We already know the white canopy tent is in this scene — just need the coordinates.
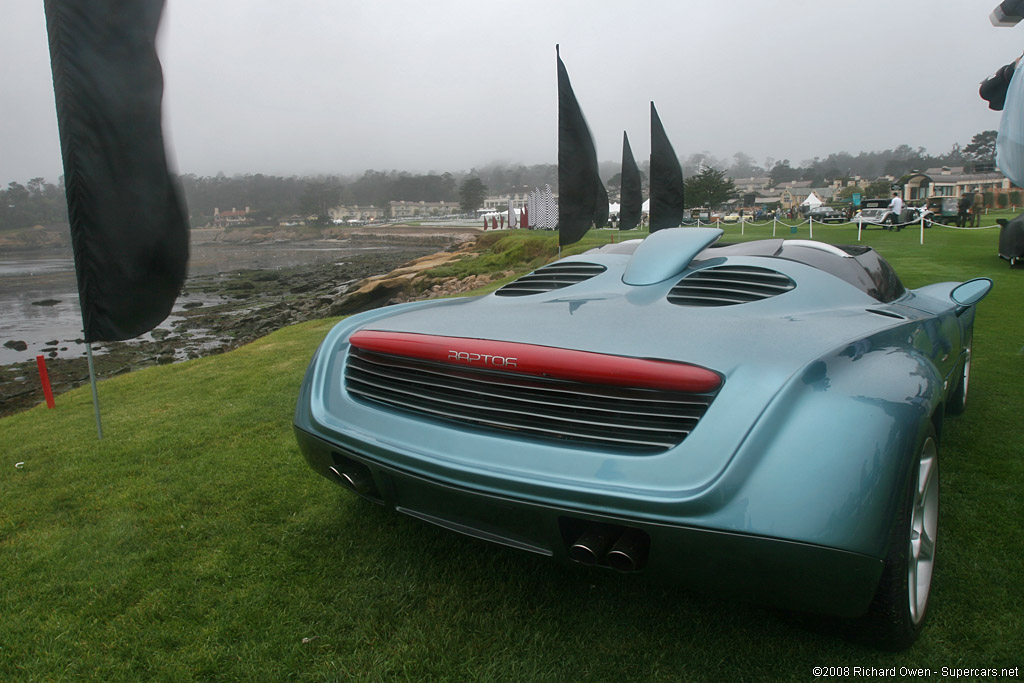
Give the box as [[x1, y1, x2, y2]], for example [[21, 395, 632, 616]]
[[801, 192, 824, 208]]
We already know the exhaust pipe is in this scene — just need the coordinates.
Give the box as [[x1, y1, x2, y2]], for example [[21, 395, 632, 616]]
[[568, 526, 618, 565], [328, 462, 379, 499], [605, 528, 650, 572]]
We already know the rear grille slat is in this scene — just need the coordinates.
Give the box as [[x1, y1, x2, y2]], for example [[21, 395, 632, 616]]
[[349, 352, 709, 415], [345, 347, 716, 452], [669, 266, 794, 306], [347, 367, 701, 432], [347, 376, 691, 448], [496, 262, 606, 296], [349, 383, 681, 448]]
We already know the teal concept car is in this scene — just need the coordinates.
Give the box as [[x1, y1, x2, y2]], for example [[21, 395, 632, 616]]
[[294, 228, 992, 650]]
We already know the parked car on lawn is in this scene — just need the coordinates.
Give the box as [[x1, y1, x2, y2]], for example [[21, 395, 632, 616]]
[[854, 198, 933, 230], [925, 196, 959, 225], [689, 207, 711, 222], [295, 227, 992, 650], [806, 206, 846, 223]]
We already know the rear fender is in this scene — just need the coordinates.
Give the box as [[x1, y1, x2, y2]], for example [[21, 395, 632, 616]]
[[702, 335, 942, 558]]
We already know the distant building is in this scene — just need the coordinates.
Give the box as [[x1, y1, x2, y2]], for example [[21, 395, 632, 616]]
[[483, 190, 531, 211], [773, 180, 813, 191], [902, 166, 1017, 201], [830, 176, 868, 192], [212, 206, 251, 227], [752, 191, 784, 209], [388, 200, 458, 219], [733, 177, 772, 194], [328, 205, 384, 223], [751, 185, 834, 210]]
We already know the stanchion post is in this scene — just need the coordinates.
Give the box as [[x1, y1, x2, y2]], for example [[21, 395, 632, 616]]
[[920, 216, 925, 245]]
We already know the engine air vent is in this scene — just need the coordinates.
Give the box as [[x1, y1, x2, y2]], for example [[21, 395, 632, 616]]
[[668, 266, 795, 307], [495, 261, 606, 297]]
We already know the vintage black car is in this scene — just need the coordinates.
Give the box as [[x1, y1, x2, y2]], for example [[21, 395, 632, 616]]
[[806, 205, 846, 223], [925, 197, 959, 225]]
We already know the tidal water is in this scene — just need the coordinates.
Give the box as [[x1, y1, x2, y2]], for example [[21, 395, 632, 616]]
[[0, 242, 391, 365]]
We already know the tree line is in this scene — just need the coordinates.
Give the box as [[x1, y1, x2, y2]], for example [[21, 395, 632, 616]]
[[1, 132, 997, 231]]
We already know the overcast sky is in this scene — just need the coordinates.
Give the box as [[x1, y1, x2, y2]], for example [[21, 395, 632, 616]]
[[2, 0, 1023, 186]]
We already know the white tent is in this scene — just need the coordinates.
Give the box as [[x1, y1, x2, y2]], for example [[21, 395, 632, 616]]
[[801, 192, 824, 208]]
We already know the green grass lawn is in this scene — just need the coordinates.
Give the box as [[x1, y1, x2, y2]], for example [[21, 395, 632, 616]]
[[1, 225, 1022, 680]]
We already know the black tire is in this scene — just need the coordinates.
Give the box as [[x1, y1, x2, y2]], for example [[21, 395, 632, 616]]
[[946, 333, 972, 415], [860, 423, 938, 651]]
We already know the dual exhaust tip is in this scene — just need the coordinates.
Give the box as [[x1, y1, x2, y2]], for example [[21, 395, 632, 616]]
[[568, 525, 650, 572], [328, 455, 383, 503], [328, 458, 651, 571]]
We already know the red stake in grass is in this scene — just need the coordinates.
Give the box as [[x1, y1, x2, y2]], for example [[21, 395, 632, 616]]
[[36, 354, 56, 409]]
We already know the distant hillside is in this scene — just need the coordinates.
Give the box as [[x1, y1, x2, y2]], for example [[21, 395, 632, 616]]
[[0, 224, 72, 252]]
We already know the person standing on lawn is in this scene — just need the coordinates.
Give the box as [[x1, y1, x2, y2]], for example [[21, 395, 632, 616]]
[[888, 192, 903, 231], [957, 194, 972, 227], [972, 187, 985, 227]]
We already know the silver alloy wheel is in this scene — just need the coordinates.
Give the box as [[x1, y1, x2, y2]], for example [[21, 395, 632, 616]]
[[908, 435, 938, 625]]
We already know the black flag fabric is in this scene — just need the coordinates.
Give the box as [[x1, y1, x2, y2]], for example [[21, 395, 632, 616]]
[[649, 102, 685, 232], [619, 131, 642, 231], [593, 179, 609, 230], [45, 0, 189, 343], [556, 46, 603, 247]]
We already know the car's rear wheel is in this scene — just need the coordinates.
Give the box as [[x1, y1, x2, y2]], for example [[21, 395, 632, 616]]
[[860, 423, 938, 650], [947, 334, 972, 415]]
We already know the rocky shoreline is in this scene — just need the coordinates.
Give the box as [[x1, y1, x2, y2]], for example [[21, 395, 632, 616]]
[[1, 228, 492, 418]]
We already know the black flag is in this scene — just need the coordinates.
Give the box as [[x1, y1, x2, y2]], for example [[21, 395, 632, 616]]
[[557, 46, 602, 247], [45, 0, 189, 343], [593, 179, 609, 229], [649, 102, 685, 232], [619, 131, 642, 231]]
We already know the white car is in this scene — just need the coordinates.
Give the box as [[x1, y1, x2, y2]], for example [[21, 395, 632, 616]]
[[854, 199, 933, 231]]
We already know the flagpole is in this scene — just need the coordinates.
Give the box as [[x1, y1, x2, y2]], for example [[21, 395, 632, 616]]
[[85, 341, 103, 439], [45, 0, 189, 442]]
